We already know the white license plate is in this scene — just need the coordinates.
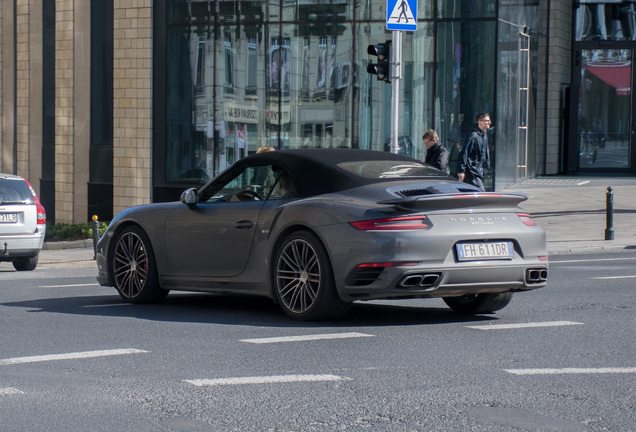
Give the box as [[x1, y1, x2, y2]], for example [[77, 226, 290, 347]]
[[0, 213, 18, 223], [456, 241, 514, 261]]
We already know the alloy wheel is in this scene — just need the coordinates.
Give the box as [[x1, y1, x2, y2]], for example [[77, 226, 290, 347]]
[[113, 231, 148, 299], [276, 238, 321, 314]]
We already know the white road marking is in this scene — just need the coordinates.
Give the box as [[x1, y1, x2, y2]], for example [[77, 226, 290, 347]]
[[506, 367, 636, 376], [550, 257, 636, 264], [240, 332, 374, 344], [0, 348, 149, 366], [185, 374, 351, 387], [0, 387, 24, 395], [39, 283, 100, 288], [466, 321, 583, 331], [591, 275, 636, 280]]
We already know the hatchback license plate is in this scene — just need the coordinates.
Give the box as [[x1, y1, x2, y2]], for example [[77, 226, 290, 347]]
[[0, 213, 18, 223], [456, 241, 514, 261]]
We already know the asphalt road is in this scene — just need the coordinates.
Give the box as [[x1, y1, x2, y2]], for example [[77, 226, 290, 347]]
[[1, 252, 635, 432]]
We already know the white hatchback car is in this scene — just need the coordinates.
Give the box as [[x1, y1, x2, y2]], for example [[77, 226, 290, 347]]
[[0, 173, 46, 271]]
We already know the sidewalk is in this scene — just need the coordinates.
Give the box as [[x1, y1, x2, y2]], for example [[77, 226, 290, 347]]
[[505, 177, 636, 255], [39, 241, 96, 267], [35, 176, 636, 267]]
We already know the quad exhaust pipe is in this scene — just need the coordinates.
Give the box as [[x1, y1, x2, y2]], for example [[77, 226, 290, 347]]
[[526, 268, 548, 283], [399, 273, 441, 288]]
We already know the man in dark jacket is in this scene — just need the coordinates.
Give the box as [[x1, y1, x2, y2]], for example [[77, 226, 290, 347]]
[[457, 112, 491, 191], [422, 129, 449, 172]]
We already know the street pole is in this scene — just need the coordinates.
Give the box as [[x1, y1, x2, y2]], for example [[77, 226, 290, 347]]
[[390, 30, 402, 154]]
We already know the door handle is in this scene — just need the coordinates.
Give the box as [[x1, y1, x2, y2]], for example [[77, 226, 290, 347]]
[[234, 220, 254, 229]]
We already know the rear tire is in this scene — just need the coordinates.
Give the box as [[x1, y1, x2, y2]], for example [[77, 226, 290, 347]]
[[112, 226, 168, 304], [12, 256, 38, 271], [273, 230, 350, 321], [443, 292, 513, 314]]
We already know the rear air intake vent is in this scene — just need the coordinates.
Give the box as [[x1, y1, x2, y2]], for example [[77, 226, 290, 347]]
[[346, 267, 385, 286], [397, 188, 433, 197], [457, 186, 480, 193], [394, 183, 481, 198]]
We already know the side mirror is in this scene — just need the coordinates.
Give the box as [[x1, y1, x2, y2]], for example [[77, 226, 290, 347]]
[[180, 188, 198, 208]]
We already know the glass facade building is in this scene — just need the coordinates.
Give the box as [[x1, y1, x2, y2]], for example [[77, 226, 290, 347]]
[[152, 0, 540, 201], [6, 1, 632, 225]]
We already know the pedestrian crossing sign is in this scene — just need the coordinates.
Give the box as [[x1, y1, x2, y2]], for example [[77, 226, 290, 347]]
[[386, 0, 417, 31]]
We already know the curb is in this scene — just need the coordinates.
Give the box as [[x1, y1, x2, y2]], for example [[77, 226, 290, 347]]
[[42, 239, 94, 250]]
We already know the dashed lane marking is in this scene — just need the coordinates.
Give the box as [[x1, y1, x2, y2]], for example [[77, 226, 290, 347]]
[[591, 275, 636, 280], [39, 283, 100, 288], [0, 348, 150, 366], [550, 257, 636, 264], [506, 367, 636, 376], [466, 321, 584, 331], [185, 374, 351, 387], [0, 387, 24, 396], [240, 332, 375, 344]]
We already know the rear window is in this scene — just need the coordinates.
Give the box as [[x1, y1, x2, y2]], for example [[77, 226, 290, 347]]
[[0, 178, 34, 204], [337, 161, 447, 179]]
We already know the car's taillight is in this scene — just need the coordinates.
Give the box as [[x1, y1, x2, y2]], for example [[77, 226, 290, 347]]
[[25, 179, 47, 224], [517, 212, 536, 226], [36, 203, 47, 224], [357, 261, 420, 268], [350, 216, 431, 230]]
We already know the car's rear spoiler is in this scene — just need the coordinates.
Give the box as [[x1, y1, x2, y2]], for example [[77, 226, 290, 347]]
[[378, 192, 528, 211]]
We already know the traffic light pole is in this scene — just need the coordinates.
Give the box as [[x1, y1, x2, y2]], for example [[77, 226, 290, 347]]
[[390, 31, 402, 154]]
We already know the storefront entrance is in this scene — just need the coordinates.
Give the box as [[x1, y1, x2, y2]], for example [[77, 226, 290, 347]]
[[572, 47, 636, 173]]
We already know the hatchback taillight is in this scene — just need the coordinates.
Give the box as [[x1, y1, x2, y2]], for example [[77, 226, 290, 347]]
[[25, 180, 46, 224], [36, 203, 47, 225]]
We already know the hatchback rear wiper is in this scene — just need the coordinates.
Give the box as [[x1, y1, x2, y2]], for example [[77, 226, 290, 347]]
[[0, 200, 29, 205]]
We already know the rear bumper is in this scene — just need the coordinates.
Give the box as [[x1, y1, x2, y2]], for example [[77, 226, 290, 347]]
[[0, 233, 45, 260], [340, 261, 548, 301]]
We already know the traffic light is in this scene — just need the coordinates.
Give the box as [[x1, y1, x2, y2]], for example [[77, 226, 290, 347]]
[[367, 41, 391, 83]]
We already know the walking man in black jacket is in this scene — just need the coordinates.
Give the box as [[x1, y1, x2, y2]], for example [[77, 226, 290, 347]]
[[457, 112, 491, 191], [422, 129, 449, 172]]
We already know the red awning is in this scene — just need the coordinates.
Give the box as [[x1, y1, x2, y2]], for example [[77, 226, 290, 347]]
[[586, 62, 631, 95]]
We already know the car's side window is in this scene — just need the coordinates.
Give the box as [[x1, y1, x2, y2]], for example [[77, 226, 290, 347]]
[[199, 164, 280, 203], [268, 172, 298, 200]]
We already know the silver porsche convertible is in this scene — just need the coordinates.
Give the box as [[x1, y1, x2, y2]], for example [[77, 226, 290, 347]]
[[96, 148, 548, 320]]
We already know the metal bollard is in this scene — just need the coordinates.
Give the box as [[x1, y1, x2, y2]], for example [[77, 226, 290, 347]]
[[92, 215, 100, 260], [605, 187, 614, 240]]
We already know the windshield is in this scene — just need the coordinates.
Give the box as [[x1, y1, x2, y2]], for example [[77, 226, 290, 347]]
[[337, 161, 447, 179]]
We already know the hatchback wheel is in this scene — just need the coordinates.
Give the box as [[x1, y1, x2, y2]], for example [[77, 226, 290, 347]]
[[443, 292, 513, 314], [112, 226, 167, 303], [12, 256, 38, 271], [274, 231, 349, 320]]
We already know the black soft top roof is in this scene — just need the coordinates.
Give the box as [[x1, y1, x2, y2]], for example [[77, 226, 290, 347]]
[[241, 148, 428, 197]]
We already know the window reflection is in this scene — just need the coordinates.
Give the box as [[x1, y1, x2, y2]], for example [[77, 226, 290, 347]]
[[164, 0, 356, 184], [576, 2, 636, 41], [578, 49, 631, 169]]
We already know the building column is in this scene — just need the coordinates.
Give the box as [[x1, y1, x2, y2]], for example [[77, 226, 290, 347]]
[[113, 0, 153, 213], [1, 0, 14, 173], [537, 0, 572, 175], [55, 0, 90, 223]]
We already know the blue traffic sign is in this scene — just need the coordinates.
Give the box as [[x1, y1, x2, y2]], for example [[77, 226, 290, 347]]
[[386, 0, 417, 31]]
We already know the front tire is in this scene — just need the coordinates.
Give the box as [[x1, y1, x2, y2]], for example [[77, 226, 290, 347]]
[[443, 292, 513, 314], [274, 231, 350, 321], [112, 226, 168, 304], [13, 256, 38, 271]]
